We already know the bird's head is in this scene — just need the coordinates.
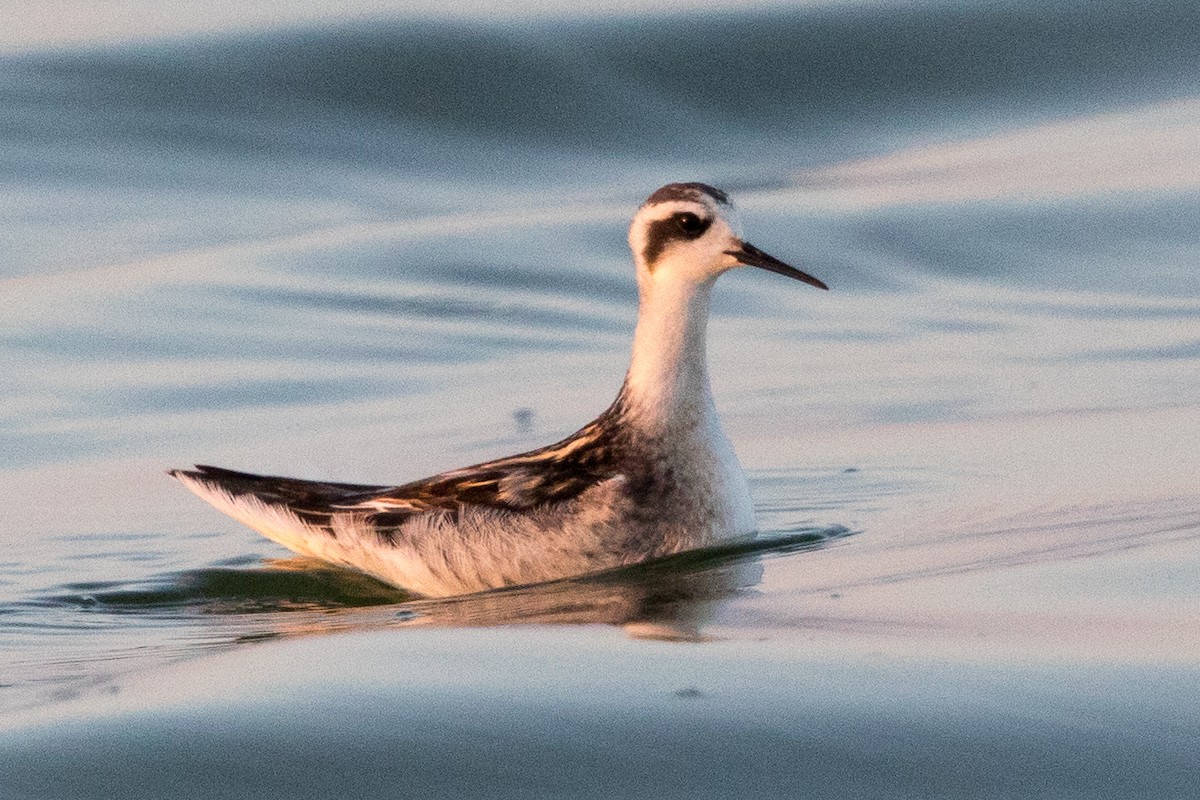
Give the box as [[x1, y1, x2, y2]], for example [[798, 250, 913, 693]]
[[628, 183, 828, 293]]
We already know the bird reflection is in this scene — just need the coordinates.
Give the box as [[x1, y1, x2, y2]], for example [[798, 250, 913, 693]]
[[396, 544, 765, 641], [253, 529, 842, 642], [44, 529, 846, 650], [21, 530, 846, 710]]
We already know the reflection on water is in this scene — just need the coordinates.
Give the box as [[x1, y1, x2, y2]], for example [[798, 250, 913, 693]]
[[0, 529, 844, 712], [394, 532, 842, 640], [48, 530, 842, 632]]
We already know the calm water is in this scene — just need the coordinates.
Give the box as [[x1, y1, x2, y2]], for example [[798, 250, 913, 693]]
[[2, 1, 1200, 797]]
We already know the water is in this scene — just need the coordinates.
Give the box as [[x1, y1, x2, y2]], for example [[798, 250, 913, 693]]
[[2, 1, 1199, 796]]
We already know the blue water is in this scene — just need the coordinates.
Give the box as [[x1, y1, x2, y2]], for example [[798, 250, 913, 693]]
[[2, 1, 1200, 797]]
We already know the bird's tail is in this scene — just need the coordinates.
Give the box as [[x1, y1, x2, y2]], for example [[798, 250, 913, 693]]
[[168, 464, 386, 559]]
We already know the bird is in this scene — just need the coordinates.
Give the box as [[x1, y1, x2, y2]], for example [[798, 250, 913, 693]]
[[170, 183, 828, 598]]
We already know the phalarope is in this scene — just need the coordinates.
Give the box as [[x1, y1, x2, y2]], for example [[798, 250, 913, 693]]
[[170, 183, 827, 597]]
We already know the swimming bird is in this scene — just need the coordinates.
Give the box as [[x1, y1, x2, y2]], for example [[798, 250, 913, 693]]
[[170, 183, 827, 597]]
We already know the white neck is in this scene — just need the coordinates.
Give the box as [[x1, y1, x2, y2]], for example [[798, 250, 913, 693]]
[[622, 274, 718, 434]]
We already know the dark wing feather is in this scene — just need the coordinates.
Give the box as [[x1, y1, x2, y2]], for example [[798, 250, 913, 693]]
[[168, 464, 388, 510], [345, 409, 632, 515], [173, 391, 634, 524], [356, 460, 614, 514]]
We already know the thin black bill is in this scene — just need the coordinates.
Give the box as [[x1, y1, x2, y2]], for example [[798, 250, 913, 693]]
[[727, 242, 828, 290]]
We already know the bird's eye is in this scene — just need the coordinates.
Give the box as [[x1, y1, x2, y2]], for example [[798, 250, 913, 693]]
[[673, 212, 707, 236]]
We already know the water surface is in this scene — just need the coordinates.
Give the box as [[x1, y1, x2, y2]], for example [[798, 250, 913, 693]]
[[2, 1, 1199, 797]]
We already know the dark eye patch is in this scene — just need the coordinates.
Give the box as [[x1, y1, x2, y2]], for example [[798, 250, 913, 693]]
[[641, 212, 713, 268]]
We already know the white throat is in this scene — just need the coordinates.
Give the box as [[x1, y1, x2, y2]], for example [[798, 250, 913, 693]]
[[623, 272, 718, 433], [619, 261, 756, 538]]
